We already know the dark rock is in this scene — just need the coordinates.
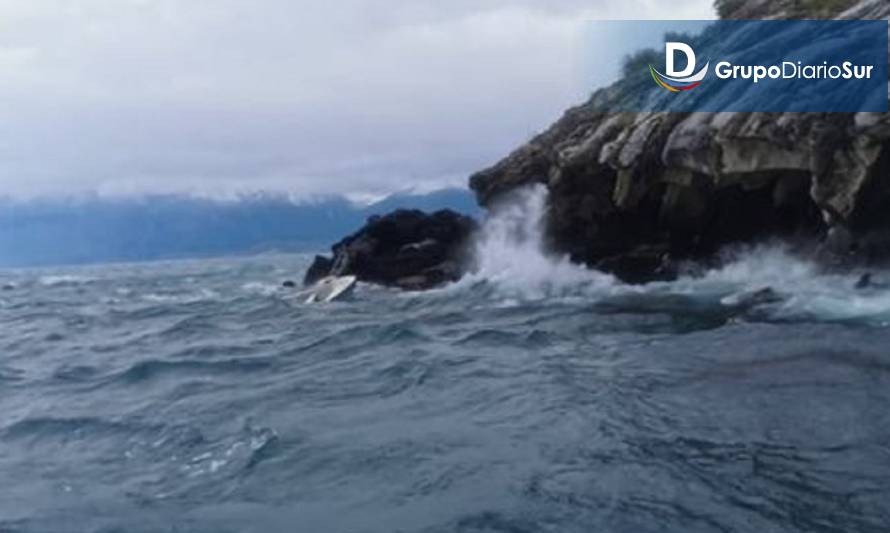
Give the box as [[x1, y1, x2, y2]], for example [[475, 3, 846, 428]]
[[1, 284, 14, 291], [282, 280, 297, 289], [302, 255, 334, 287], [854, 272, 889, 290], [824, 226, 856, 255], [855, 273, 873, 290], [468, 0, 890, 283], [595, 246, 677, 284], [306, 209, 477, 291]]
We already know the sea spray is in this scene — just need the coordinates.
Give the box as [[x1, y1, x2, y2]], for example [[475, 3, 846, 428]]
[[665, 244, 890, 325], [461, 188, 890, 324], [442, 184, 890, 324], [459, 185, 616, 300]]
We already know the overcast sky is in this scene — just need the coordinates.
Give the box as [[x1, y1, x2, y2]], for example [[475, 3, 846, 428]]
[[0, 0, 714, 201]]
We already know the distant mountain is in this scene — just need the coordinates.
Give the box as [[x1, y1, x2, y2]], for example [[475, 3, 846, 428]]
[[364, 188, 481, 217], [0, 189, 482, 268]]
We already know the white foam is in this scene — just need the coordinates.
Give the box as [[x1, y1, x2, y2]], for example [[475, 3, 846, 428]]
[[38, 275, 95, 287], [446, 185, 890, 325], [142, 289, 219, 304], [241, 282, 279, 296], [664, 244, 890, 325], [457, 185, 617, 300]]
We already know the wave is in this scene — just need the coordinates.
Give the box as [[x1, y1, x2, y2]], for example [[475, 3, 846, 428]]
[[455, 185, 617, 301], [38, 274, 96, 287], [446, 186, 890, 327], [2, 416, 138, 441], [0, 366, 26, 383], [664, 245, 890, 326], [241, 281, 281, 296], [116, 358, 274, 384], [584, 246, 890, 327], [142, 289, 220, 304], [167, 424, 280, 488]]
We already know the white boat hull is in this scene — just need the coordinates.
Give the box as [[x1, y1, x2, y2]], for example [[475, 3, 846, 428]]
[[297, 275, 358, 304]]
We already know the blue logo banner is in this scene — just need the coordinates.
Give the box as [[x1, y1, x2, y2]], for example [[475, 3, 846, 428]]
[[584, 20, 889, 112]]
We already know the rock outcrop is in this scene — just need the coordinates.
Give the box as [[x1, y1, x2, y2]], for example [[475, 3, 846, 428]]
[[470, 0, 890, 282], [306, 209, 478, 291], [302, 255, 334, 287]]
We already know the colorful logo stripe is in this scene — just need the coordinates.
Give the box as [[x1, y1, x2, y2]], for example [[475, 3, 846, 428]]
[[649, 65, 703, 92]]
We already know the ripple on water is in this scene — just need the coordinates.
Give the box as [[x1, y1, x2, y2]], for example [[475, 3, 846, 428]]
[[115, 358, 275, 385]]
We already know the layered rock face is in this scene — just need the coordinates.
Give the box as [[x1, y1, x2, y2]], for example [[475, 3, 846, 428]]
[[305, 209, 478, 291], [715, 0, 860, 18], [470, 0, 890, 282]]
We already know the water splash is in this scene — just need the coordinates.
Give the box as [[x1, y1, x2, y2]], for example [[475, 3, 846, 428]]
[[455, 184, 890, 324], [459, 185, 616, 300], [664, 244, 890, 326]]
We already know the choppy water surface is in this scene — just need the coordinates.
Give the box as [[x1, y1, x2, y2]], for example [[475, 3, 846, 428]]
[[3, 192, 890, 532]]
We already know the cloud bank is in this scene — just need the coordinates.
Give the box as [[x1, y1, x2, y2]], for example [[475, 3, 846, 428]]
[[0, 0, 714, 200]]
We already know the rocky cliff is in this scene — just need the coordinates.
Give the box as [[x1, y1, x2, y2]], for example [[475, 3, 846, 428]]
[[304, 209, 478, 291], [470, 0, 890, 282]]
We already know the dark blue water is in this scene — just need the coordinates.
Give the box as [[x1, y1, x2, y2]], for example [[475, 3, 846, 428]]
[[2, 248, 890, 533]]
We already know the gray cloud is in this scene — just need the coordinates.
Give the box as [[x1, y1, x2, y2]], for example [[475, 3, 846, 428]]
[[0, 0, 714, 200]]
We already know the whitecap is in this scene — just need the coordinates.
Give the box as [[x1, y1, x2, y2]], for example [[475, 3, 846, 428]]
[[142, 289, 219, 304], [38, 275, 95, 287], [241, 282, 280, 296], [659, 244, 890, 326]]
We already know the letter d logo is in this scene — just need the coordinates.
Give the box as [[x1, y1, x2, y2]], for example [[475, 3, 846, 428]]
[[666, 42, 696, 77], [649, 42, 709, 93]]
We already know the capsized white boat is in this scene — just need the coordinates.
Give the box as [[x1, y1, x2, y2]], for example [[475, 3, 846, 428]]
[[294, 275, 358, 304]]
